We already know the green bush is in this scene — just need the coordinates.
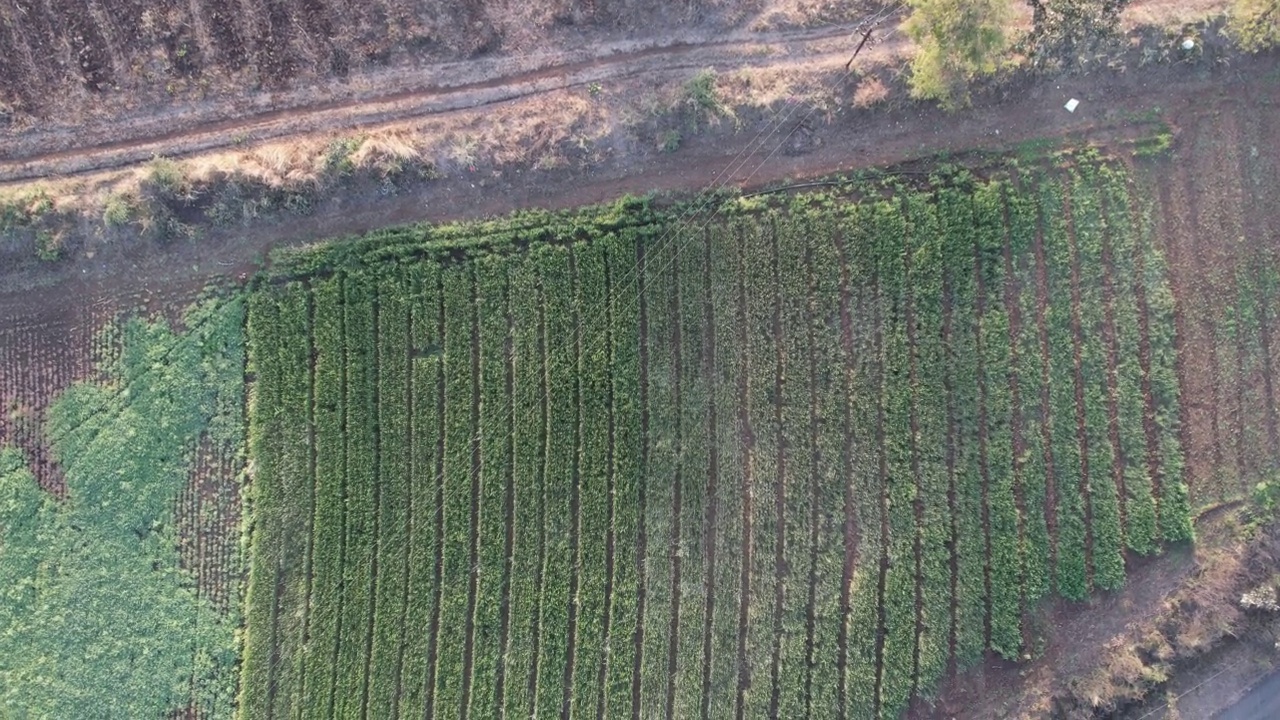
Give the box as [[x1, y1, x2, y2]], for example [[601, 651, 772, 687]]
[[146, 155, 192, 200], [1229, 0, 1280, 52], [903, 0, 1012, 109], [34, 228, 61, 261], [660, 128, 683, 152], [102, 191, 135, 227]]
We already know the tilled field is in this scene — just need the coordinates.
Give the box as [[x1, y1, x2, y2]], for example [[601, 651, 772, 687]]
[[240, 157, 1200, 720]]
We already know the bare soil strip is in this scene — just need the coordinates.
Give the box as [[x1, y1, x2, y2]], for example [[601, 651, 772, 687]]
[[1232, 304, 1251, 482], [1201, 112, 1251, 486], [1178, 163, 1229, 489], [1250, 247, 1280, 463], [1243, 114, 1280, 461]]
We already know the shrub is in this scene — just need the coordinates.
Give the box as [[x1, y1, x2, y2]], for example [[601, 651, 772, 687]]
[[903, 0, 1012, 109], [34, 228, 61, 261], [146, 156, 192, 200], [102, 192, 135, 227], [659, 129, 683, 152]]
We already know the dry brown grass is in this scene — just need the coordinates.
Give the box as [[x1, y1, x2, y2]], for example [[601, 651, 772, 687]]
[[746, 0, 864, 32], [718, 60, 841, 112], [853, 75, 889, 107], [1053, 516, 1280, 718], [350, 132, 423, 177]]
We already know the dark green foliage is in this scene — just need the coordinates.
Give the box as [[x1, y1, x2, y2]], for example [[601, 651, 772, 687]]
[[239, 161, 1192, 720]]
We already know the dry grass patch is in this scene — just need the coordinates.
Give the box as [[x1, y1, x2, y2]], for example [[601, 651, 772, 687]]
[[853, 74, 890, 107], [350, 132, 423, 177]]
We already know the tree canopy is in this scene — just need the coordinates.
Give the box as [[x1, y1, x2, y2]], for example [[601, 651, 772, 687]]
[[903, 0, 1013, 109]]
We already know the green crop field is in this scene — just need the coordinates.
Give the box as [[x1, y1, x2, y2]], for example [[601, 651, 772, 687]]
[[235, 157, 1193, 719], [0, 299, 245, 718]]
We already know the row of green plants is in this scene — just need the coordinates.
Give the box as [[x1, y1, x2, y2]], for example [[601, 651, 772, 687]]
[[240, 160, 1193, 720]]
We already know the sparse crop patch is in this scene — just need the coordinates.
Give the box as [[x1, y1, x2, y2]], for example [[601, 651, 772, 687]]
[[0, 299, 245, 718]]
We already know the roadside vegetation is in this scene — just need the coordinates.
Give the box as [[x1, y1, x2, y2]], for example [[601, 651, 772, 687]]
[[0, 2, 1271, 264]]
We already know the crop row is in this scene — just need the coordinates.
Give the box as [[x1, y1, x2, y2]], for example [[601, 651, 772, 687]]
[[240, 162, 1193, 720]]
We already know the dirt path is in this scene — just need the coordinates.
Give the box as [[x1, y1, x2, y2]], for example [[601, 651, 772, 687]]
[[0, 0, 1231, 183], [0, 24, 885, 181], [4, 55, 1278, 324]]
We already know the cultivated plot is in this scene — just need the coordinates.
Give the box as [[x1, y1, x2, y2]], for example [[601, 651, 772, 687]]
[[241, 158, 1192, 719]]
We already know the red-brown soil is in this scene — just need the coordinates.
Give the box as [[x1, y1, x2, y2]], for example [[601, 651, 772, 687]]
[[908, 61, 1280, 719]]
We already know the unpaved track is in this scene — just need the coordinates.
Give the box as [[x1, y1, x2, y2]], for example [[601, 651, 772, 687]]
[[0, 24, 883, 182], [4, 56, 1278, 325]]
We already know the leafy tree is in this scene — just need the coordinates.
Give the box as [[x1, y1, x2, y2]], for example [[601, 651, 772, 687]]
[[903, 0, 1013, 109], [1229, 0, 1280, 52]]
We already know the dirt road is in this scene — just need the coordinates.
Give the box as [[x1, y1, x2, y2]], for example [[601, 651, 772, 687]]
[[0, 22, 901, 182], [1220, 669, 1280, 720], [4, 50, 1276, 311]]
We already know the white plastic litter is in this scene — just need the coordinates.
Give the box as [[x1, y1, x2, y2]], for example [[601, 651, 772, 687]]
[[1182, 38, 1196, 50], [1065, 98, 1080, 113]]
